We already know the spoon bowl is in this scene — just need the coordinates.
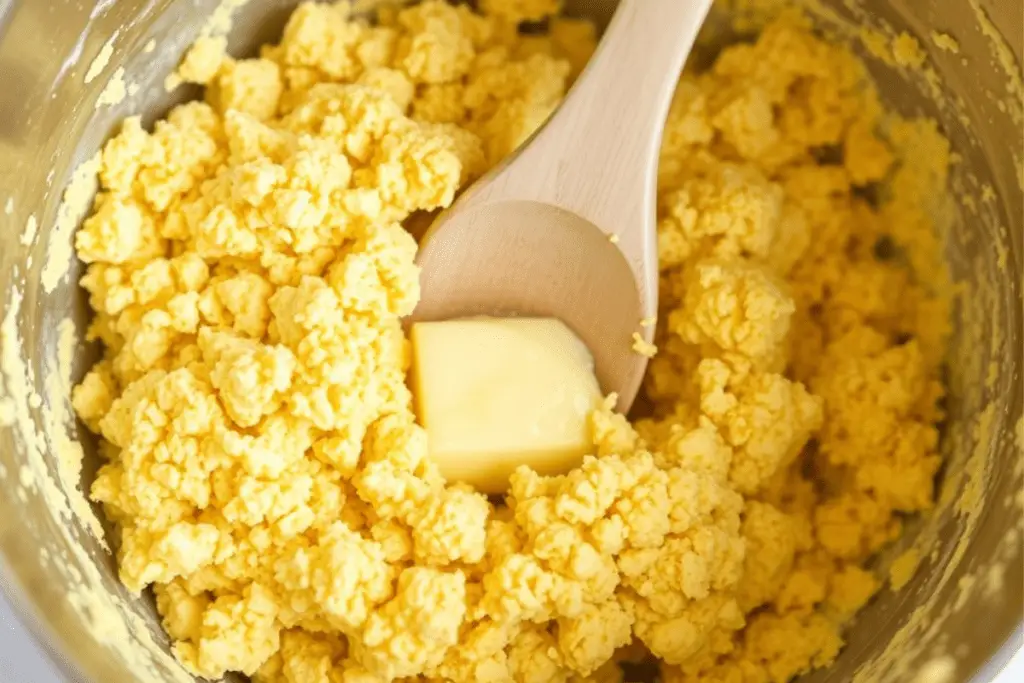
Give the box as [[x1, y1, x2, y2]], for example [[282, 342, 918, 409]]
[[415, 199, 646, 408]]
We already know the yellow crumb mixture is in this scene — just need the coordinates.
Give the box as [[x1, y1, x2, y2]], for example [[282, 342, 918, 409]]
[[71, 2, 950, 682]]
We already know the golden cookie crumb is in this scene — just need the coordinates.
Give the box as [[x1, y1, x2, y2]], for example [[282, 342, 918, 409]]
[[893, 31, 927, 68], [170, 35, 227, 88], [890, 547, 922, 590], [930, 31, 961, 54], [631, 332, 658, 358]]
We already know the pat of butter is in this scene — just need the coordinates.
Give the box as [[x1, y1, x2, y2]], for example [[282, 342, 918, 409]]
[[411, 317, 603, 494]]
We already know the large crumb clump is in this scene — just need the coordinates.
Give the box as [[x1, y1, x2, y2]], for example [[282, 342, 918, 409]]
[[72, 2, 950, 682]]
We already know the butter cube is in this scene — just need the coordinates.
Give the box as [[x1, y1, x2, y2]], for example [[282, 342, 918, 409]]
[[411, 317, 603, 494]]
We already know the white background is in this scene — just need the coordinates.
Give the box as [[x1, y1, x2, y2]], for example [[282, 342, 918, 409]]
[[1, 590, 1021, 682]]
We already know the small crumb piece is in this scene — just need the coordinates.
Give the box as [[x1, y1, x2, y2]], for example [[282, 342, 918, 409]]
[[84, 39, 115, 84], [930, 31, 960, 54], [608, 233, 620, 244], [168, 35, 228, 89], [892, 32, 926, 68], [860, 28, 894, 65], [213, 58, 283, 120], [889, 548, 921, 590], [631, 332, 657, 358], [640, 316, 656, 328], [96, 68, 128, 107], [21, 215, 37, 247]]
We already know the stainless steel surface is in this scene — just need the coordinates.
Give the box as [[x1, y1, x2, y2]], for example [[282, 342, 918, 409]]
[[0, 1, 1020, 683], [1, 593, 67, 682]]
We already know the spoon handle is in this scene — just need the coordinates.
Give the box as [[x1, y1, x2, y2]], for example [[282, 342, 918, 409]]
[[484, 0, 713, 311], [542, 0, 714, 193]]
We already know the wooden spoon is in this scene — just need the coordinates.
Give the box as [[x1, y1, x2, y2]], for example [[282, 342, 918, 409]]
[[411, 0, 713, 412]]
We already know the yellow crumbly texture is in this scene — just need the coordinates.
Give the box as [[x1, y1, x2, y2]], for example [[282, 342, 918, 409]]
[[72, 3, 950, 682]]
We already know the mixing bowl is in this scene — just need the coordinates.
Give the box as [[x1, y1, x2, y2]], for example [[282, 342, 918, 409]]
[[0, 0, 1020, 681]]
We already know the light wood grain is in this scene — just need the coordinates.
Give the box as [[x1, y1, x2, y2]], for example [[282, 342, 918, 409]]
[[412, 0, 713, 412]]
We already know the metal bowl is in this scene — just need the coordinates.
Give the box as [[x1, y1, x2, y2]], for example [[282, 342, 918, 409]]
[[0, 1, 1020, 681]]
